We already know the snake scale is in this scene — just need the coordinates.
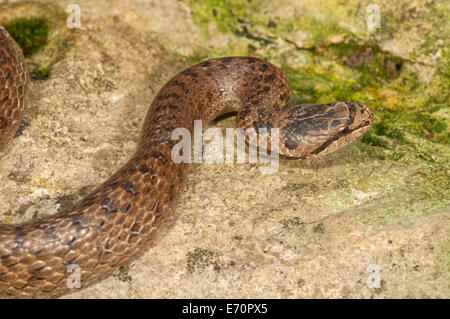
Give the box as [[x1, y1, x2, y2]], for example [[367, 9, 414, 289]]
[[0, 26, 374, 297]]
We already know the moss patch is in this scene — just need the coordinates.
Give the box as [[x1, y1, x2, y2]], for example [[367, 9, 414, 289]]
[[30, 65, 51, 80], [4, 17, 49, 57], [188, 0, 263, 38]]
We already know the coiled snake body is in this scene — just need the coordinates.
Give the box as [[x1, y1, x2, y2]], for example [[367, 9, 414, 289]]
[[0, 26, 374, 297]]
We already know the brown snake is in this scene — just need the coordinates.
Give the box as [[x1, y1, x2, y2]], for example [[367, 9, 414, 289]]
[[0, 26, 374, 298]]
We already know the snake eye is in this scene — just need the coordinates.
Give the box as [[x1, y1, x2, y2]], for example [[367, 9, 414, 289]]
[[339, 126, 349, 135]]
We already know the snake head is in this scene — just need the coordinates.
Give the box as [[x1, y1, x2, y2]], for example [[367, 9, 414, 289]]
[[279, 101, 374, 158]]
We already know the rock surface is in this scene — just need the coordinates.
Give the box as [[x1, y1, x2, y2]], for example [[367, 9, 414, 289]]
[[0, 0, 448, 298]]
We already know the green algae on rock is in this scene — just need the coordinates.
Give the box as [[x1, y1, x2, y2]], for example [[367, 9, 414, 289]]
[[3, 17, 54, 80], [4, 17, 49, 57]]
